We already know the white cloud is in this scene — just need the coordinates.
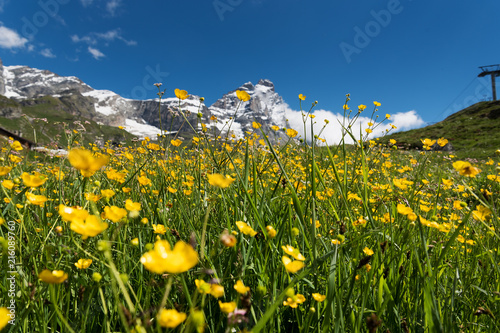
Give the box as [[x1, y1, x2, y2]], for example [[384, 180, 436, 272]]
[[106, 0, 122, 16], [80, 0, 93, 6], [40, 48, 56, 58], [72, 29, 136, 47], [0, 25, 29, 49], [0, 0, 7, 12], [88, 46, 105, 60], [284, 107, 426, 146], [390, 110, 426, 131]]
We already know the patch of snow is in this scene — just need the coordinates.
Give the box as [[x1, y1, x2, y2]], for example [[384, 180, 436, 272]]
[[124, 118, 163, 139]]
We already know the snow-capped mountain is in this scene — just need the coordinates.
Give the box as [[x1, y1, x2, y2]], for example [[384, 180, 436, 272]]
[[0, 58, 288, 140]]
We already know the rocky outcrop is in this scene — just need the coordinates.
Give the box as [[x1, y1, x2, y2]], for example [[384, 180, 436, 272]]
[[0, 58, 5, 96]]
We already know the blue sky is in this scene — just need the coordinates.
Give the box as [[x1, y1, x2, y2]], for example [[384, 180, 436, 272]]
[[1, 0, 499, 134]]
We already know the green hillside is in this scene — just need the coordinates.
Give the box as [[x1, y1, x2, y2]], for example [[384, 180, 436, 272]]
[[0, 95, 135, 148], [379, 100, 500, 159]]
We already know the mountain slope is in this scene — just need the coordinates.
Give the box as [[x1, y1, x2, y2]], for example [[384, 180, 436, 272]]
[[379, 100, 500, 159], [0, 58, 289, 142]]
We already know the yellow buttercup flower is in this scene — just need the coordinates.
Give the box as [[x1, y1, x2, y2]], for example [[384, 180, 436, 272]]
[[2, 179, 14, 190], [171, 139, 182, 147], [22, 172, 47, 188], [286, 128, 298, 138], [437, 138, 448, 147], [152, 224, 167, 235], [234, 280, 250, 294], [157, 308, 187, 328], [11, 140, 23, 151], [140, 240, 198, 274], [235, 221, 257, 237], [266, 225, 277, 238], [103, 206, 127, 222], [312, 293, 326, 302], [208, 174, 235, 188], [70, 215, 108, 239], [373, 101, 381, 107], [26, 192, 48, 207], [298, 94, 306, 101], [452, 161, 481, 177], [68, 148, 109, 177], [210, 284, 225, 298], [0, 307, 10, 330], [0, 166, 12, 176], [283, 293, 306, 308], [282, 245, 305, 261], [219, 301, 237, 314], [125, 199, 141, 211], [74, 259, 93, 269], [252, 121, 262, 129], [58, 205, 89, 223], [363, 247, 374, 256], [100, 189, 115, 198], [174, 88, 189, 100], [38, 269, 68, 284], [282, 256, 305, 273], [236, 90, 251, 102]]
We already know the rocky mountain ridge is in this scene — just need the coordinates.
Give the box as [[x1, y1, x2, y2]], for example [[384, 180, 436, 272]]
[[0, 58, 289, 141]]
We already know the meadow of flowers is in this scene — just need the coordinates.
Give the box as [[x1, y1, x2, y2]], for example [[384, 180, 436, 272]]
[[0, 90, 499, 332]]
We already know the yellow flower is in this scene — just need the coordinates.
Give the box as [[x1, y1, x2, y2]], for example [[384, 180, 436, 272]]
[[235, 221, 257, 237], [389, 139, 396, 145], [137, 175, 151, 186], [298, 94, 306, 101], [38, 269, 68, 284], [286, 128, 298, 138], [472, 205, 492, 221], [312, 293, 326, 302], [68, 148, 109, 177], [9, 155, 22, 163], [22, 172, 47, 187], [125, 199, 141, 211], [70, 215, 108, 239], [452, 161, 481, 177], [283, 293, 306, 308], [437, 138, 448, 147], [167, 186, 177, 193], [365, 128, 373, 134], [140, 240, 198, 274], [2, 179, 14, 190], [236, 90, 251, 102], [26, 192, 48, 207], [282, 245, 305, 261], [103, 206, 127, 222], [271, 125, 280, 131], [397, 204, 413, 216], [74, 259, 93, 269], [385, 114, 391, 119], [10, 140, 23, 151], [0, 166, 12, 176], [171, 139, 182, 147], [152, 224, 167, 235], [420, 138, 436, 150], [252, 121, 262, 129], [100, 189, 115, 198], [219, 301, 237, 314], [234, 280, 250, 294], [0, 307, 10, 330], [85, 193, 101, 202], [282, 256, 305, 273], [58, 205, 89, 223], [266, 225, 277, 238], [210, 284, 225, 298], [358, 104, 367, 111], [131, 238, 139, 246], [195, 279, 212, 294], [363, 247, 374, 256], [174, 88, 189, 100], [208, 174, 235, 188], [373, 101, 381, 107], [157, 308, 187, 328]]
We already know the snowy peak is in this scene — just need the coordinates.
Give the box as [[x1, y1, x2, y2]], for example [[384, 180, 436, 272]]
[[3, 65, 92, 99]]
